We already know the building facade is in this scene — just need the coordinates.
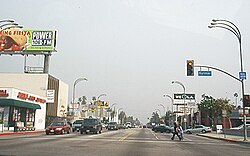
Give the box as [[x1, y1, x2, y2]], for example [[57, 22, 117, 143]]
[[0, 73, 68, 130]]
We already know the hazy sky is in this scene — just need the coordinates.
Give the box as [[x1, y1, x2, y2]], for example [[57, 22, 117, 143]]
[[1, 0, 250, 123]]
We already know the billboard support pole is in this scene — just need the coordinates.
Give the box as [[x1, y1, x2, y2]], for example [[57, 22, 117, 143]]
[[43, 54, 50, 73]]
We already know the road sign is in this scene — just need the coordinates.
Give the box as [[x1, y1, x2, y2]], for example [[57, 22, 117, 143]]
[[198, 71, 212, 76], [239, 72, 246, 80]]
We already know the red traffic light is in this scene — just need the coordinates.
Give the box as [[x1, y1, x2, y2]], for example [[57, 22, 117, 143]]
[[187, 60, 194, 76]]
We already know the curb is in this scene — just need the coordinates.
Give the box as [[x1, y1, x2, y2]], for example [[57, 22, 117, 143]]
[[196, 134, 250, 144], [0, 130, 44, 136]]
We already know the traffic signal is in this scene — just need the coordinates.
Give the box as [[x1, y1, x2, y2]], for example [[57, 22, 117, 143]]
[[243, 95, 250, 107], [187, 60, 194, 76]]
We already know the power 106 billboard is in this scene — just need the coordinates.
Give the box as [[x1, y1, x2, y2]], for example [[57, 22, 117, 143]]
[[0, 29, 57, 52]]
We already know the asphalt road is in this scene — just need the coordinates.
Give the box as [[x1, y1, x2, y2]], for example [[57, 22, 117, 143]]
[[0, 128, 249, 156]]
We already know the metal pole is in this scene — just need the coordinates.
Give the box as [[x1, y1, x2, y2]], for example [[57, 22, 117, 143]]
[[209, 19, 247, 141], [43, 54, 50, 73], [172, 81, 186, 130], [72, 78, 88, 116], [163, 94, 175, 126]]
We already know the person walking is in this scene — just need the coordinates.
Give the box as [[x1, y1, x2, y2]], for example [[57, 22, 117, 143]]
[[178, 125, 183, 141], [171, 122, 180, 140]]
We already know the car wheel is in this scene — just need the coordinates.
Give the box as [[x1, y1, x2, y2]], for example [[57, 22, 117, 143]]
[[186, 131, 191, 134], [46, 133, 49, 135], [67, 129, 70, 134], [80, 131, 83, 134], [95, 131, 98, 134], [201, 130, 206, 133], [99, 130, 102, 134]]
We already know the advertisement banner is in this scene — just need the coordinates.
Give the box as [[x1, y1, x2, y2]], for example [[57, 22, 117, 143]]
[[0, 29, 57, 52], [173, 93, 196, 104]]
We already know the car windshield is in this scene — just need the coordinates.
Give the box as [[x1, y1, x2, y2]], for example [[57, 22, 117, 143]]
[[74, 120, 84, 124], [83, 119, 98, 125], [109, 122, 117, 125], [50, 122, 65, 126]]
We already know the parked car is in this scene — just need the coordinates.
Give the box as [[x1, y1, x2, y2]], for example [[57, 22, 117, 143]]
[[184, 125, 211, 134], [153, 125, 173, 133], [230, 124, 250, 130], [118, 123, 126, 129], [72, 119, 84, 132], [107, 122, 119, 130], [80, 118, 102, 134], [45, 121, 71, 135]]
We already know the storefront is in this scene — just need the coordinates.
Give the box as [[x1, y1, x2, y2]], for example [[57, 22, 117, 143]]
[[0, 88, 46, 131]]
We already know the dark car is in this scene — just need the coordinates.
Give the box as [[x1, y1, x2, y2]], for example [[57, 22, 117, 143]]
[[72, 119, 84, 132], [80, 118, 102, 134], [154, 125, 173, 133], [107, 122, 118, 130], [45, 121, 71, 135]]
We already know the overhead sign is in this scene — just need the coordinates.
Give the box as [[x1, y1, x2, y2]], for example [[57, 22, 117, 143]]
[[46, 90, 55, 103], [239, 72, 246, 80], [174, 93, 196, 104], [198, 71, 212, 76], [174, 93, 195, 100], [0, 29, 57, 52]]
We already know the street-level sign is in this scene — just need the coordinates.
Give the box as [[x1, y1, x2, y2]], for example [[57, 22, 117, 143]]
[[198, 71, 212, 76], [239, 72, 247, 80]]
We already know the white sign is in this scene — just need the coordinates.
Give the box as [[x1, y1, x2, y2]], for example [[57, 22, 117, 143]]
[[46, 90, 55, 103]]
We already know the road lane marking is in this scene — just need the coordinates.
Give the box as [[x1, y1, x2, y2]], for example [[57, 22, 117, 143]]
[[150, 130, 159, 140], [119, 132, 135, 141]]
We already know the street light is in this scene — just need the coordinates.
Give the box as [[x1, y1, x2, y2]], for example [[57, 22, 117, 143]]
[[97, 94, 107, 100], [209, 19, 247, 141], [0, 19, 22, 31], [72, 77, 88, 115], [117, 108, 123, 123], [155, 109, 162, 117], [163, 94, 175, 126], [158, 104, 166, 116], [172, 81, 186, 130]]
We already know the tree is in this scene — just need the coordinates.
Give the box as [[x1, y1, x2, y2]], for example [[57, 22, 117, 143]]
[[118, 111, 126, 124], [150, 112, 160, 125], [77, 96, 87, 105], [198, 95, 235, 129]]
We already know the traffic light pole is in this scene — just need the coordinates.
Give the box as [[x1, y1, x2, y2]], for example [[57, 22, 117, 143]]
[[194, 64, 247, 141]]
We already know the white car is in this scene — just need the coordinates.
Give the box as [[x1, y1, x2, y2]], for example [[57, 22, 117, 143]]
[[230, 124, 250, 130], [184, 125, 212, 134]]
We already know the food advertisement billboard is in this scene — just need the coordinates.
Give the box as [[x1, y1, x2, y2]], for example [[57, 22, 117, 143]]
[[0, 29, 57, 52]]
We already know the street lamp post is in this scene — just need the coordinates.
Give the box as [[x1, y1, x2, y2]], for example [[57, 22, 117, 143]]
[[72, 77, 88, 115], [117, 108, 123, 123], [0, 20, 23, 31], [110, 103, 118, 122], [209, 19, 247, 141], [163, 94, 175, 126], [172, 81, 186, 130], [97, 94, 107, 120], [158, 104, 166, 124], [155, 109, 162, 117]]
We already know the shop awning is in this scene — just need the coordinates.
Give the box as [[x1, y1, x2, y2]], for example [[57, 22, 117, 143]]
[[0, 99, 41, 109]]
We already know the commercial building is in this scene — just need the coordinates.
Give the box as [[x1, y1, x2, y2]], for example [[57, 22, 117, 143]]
[[0, 73, 68, 131]]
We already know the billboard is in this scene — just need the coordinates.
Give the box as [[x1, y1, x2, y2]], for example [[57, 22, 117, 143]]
[[0, 29, 57, 52], [173, 93, 196, 105]]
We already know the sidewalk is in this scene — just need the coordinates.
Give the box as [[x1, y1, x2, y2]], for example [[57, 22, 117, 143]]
[[196, 132, 250, 144], [0, 129, 44, 136]]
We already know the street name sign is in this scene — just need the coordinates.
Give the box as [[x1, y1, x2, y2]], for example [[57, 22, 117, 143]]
[[198, 71, 212, 76], [239, 72, 246, 80]]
